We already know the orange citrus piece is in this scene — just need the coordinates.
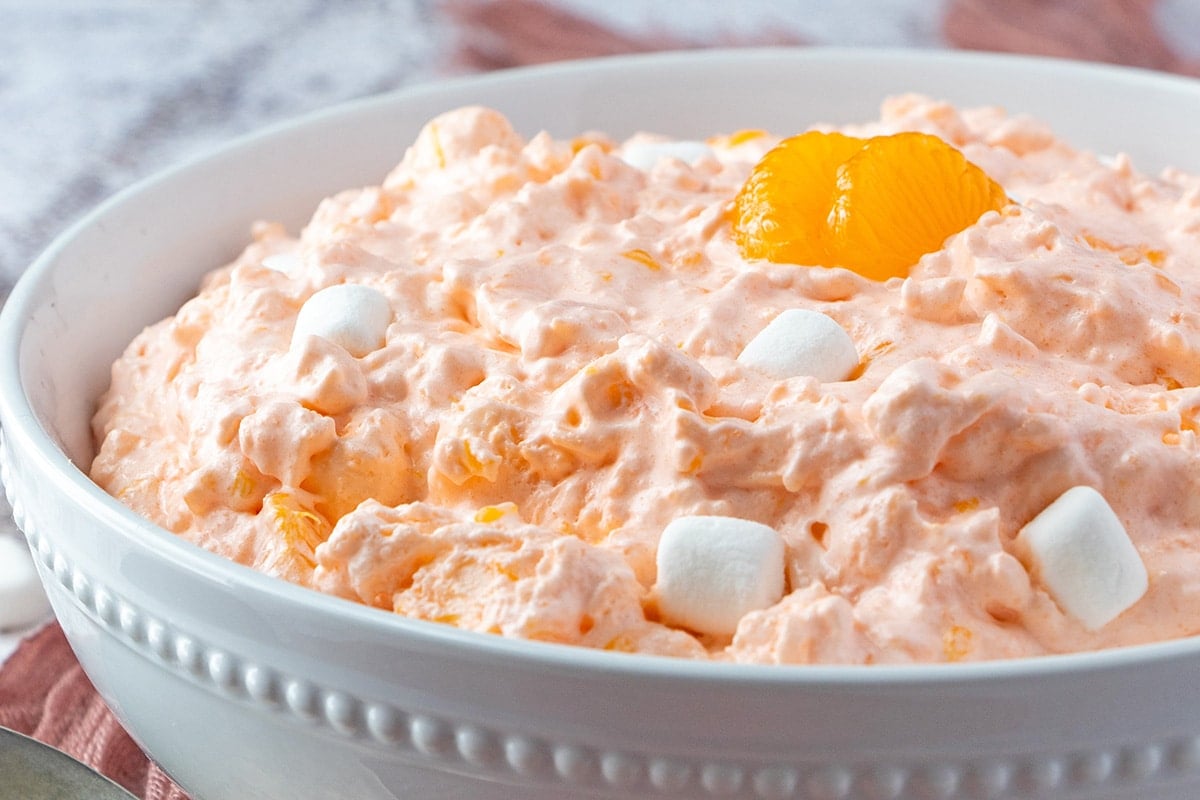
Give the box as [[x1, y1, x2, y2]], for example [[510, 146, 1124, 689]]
[[732, 130, 1008, 281], [830, 132, 1008, 280], [732, 131, 865, 266]]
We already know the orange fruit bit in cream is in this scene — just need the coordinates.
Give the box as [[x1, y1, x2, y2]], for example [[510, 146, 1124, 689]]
[[733, 131, 1008, 281]]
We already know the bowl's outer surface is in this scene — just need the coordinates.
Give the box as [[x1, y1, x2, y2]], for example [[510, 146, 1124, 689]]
[[4, 48, 1200, 800]]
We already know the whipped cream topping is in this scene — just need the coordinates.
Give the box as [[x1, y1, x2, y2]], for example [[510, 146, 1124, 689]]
[[92, 97, 1200, 663]]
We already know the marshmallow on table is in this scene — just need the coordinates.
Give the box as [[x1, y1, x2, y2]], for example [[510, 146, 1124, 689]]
[[1017, 486, 1148, 630], [292, 284, 391, 357], [738, 309, 859, 382], [619, 140, 715, 172], [0, 535, 51, 630], [655, 515, 786, 637]]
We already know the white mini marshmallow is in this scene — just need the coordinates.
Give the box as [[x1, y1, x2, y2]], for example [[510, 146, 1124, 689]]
[[655, 515, 785, 637], [620, 140, 715, 172], [0, 535, 51, 630], [737, 309, 859, 382], [1017, 486, 1148, 630], [293, 284, 391, 357], [262, 253, 302, 276]]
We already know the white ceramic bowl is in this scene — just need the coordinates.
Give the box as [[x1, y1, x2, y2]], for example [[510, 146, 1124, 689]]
[[4, 48, 1200, 800]]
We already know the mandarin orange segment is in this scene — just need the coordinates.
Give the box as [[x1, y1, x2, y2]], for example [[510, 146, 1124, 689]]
[[732, 130, 1007, 280], [830, 133, 1008, 280], [732, 131, 865, 266]]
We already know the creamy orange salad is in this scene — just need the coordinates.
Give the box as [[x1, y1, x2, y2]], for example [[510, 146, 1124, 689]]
[[91, 96, 1200, 663]]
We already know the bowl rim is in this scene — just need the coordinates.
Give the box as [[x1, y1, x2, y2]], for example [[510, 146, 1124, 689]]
[[4, 45, 1200, 686]]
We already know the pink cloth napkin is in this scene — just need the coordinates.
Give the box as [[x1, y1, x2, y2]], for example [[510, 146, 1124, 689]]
[[0, 623, 189, 800]]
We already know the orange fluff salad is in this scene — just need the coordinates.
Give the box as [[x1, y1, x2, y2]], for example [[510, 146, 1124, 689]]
[[92, 96, 1200, 664]]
